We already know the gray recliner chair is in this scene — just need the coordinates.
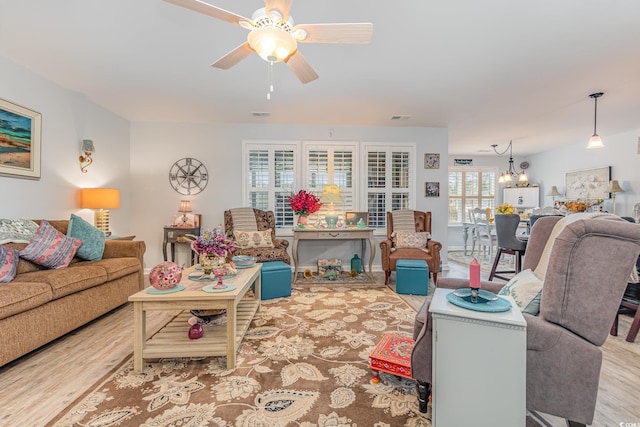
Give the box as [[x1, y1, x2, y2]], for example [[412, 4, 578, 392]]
[[411, 214, 640, 425]]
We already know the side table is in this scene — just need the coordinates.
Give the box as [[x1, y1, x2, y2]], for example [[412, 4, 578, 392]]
[[163, 226, 200, 266], [429, 288, 526, 426]]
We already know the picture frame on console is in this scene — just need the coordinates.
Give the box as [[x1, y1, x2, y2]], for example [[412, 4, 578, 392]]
[[172, 213, 201, 227], [565, 166, 611, 200], [0, 98, 42, 179], [345, 212, 369, 227]]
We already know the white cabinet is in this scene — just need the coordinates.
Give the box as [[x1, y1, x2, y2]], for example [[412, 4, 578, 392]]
[[503, 187, 539, 209], [430, 288, 527, 427]]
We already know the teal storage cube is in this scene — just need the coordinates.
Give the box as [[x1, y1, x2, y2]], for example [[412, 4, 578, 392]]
[[260, 261, 292, 300], [396, 259, 429, 295]]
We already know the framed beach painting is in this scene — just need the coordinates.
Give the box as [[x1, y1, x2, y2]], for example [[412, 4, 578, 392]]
[[345, 211, 369, 227], [0, 98, 41, 179], [565, 166, 611, 200]]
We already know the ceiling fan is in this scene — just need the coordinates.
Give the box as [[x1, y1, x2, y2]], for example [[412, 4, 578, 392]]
[[164, 0, 373, 84]]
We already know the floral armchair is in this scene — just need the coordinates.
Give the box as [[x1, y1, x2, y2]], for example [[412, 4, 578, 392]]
[[223, 208, 290, 264], [379, 210, 442, 286]]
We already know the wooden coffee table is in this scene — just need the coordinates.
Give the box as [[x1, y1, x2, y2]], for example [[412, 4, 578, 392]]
[[129, 264, 262, 372]]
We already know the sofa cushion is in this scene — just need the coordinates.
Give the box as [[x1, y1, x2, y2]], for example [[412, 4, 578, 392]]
[[19, 221, 82, 269], [0, 280, 53, 320], [17, 264, 108, 300], [0, 219, 38, 244], [498, 268, 543, 315], [77, 257, 141, 282], [67, 213, 105, 261], [0, 245, 20, 283], [234, 229, 275, 249]]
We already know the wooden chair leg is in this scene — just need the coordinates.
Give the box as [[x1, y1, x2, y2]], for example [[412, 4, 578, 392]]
[[489, 248, 503, 281], [625, 307, 640, 343], [610, 313, 619, 336], [384, 270, 390, 285]]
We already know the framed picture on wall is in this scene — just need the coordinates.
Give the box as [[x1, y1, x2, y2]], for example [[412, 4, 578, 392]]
[[425, 182, 440, 197], [424, 153, 440, 169], [0, 98, 42, 179], [345, 211, 369, 227], [565, 166, 611, 200]]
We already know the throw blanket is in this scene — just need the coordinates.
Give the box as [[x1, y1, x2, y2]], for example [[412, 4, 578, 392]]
[[230, 208, 258, 231], [392, 210, 416, 231], [533, 213, 637, 282]]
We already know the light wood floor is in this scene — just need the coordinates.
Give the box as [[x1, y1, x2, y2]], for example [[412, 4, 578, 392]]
[[0, 265, 638, 426]]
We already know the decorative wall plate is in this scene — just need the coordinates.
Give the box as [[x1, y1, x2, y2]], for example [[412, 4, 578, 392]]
[[169, 157, 208, 195]]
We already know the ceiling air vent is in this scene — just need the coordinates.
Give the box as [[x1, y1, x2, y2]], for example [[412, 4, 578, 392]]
[[252, 112, 270, 117], [390, 115, 411, 121]]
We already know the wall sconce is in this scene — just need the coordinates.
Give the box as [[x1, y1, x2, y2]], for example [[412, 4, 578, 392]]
[[320, 185, 344, 228], [606, 180, 624, 215], [79, 139, 95, 173], [79, 188, 120, 236], [178, 200, 192, 226]]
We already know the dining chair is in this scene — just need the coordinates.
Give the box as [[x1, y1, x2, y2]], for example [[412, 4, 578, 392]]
[[489, 213, 527, 281], [471, 207, 496, 259]]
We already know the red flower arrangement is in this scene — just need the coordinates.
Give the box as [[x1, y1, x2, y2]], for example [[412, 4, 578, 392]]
[[289, 190, 322, 215]]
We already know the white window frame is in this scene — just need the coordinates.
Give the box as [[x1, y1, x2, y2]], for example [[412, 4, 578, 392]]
[[448, 167, 498, 225], [363, 143, 416, 231], [242, 141, 301, 231]]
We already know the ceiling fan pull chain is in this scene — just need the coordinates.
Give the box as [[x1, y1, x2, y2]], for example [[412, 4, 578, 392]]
[[267, 61, 274, 100]]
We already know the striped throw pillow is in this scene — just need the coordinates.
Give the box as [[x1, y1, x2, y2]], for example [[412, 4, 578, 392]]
[[19, 221, 82, 269], [0, 245, 19, 282]]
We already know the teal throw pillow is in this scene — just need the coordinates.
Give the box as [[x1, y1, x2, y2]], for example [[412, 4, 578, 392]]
[[498, 269, 543, 315], [67, 214, 105, 261]]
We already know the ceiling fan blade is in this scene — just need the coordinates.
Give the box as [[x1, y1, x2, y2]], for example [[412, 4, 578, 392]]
[[285, 51, 319, 84], [265, 0, 293, 22], [294, 23, 373, 44], [211, 42, 254, 69], [164, 0, 251, 27]]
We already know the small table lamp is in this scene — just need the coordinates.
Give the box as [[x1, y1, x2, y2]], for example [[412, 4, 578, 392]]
[[178, 200, 192, 226], [79, 188, 120, 236], [607, 180, 624, 214], [320, 185, 343, 228], [547, 186, 561, 204]]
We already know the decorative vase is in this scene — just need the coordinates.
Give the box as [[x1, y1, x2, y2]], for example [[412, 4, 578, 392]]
[[200, 254, 216, 275], [297, 214, 309, 228]]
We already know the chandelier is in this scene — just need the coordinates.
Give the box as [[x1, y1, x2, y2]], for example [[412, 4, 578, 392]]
[[491, 141, 529, 186]]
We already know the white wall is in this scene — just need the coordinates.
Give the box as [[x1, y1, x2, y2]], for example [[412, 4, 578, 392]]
[[0, 57, 132, 233], [527, 130, 640, 216], [130, 123, 449, 269]]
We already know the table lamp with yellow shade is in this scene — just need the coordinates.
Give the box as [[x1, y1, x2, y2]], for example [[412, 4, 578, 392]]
[[79, 188, 120, 236], [320, 185, 343, 228]]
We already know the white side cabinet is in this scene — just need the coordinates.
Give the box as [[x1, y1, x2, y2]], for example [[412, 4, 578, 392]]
[[430, 288, 527, 427], [503, 187, 539, 209]]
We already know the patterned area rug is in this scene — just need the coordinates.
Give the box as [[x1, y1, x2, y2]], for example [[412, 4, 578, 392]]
[[294, 270, 376, 284], [448, 250, 516, 274], [47, 285, 431, 426]]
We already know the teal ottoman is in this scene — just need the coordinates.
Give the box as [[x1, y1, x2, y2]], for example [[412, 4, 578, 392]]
[[396, 259, 429, 295], [260, 261, 292, 300]]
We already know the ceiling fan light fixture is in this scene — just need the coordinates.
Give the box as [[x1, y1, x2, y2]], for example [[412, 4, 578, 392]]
[[247, 26, 297, 62]]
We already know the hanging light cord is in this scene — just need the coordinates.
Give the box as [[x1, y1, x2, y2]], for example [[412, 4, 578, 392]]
[[267, 61, 274, 100], [592, 94, 598, 136]]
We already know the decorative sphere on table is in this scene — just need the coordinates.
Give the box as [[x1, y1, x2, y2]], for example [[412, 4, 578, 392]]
[[149, 261, 182, 290]]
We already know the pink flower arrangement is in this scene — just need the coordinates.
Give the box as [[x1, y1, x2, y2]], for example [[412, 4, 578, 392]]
[[191, 225, 236, 256], [289, 190, 322, 215]]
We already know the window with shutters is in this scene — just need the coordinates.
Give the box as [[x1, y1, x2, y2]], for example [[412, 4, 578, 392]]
[[448, 168, 497, 224], [364, 144, 415, 229], [303, 142, 357, 224], [243, 142, 299, 228], [243, 141, 416, 231]]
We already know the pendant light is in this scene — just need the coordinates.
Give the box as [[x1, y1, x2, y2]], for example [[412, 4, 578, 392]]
[[587, 92, 604, 149], [491, 141, 528, 186]]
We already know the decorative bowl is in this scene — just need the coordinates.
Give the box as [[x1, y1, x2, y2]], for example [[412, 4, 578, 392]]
[[232, 255, 257, 266]]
